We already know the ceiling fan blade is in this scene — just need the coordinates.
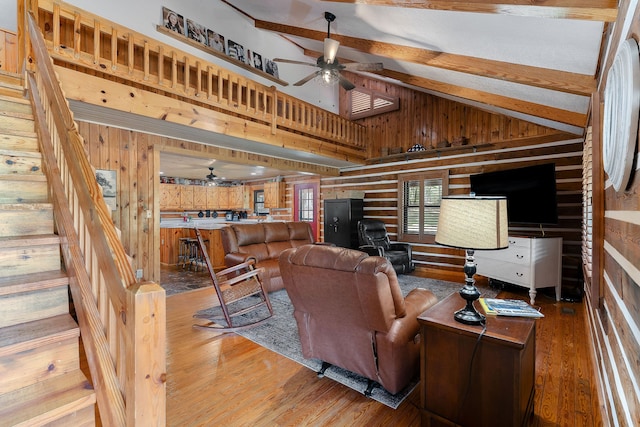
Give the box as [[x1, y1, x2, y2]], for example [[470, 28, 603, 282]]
[[272, 58, 317, 67], [323, 38, 340, 64], [343, 62, 384, 72], [338, 74, 356, 91], [294, 71, 320, 86]]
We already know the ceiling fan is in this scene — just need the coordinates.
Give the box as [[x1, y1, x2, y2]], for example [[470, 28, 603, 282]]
[[206, 167, 219, 184], [273, 12, 383, 91]]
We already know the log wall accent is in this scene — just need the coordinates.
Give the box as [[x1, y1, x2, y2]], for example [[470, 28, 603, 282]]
[[319, 133, 584, 290], [586, 1, 640, 423]]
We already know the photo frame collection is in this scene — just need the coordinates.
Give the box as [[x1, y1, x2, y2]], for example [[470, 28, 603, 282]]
[[162, 6, 279, 78]]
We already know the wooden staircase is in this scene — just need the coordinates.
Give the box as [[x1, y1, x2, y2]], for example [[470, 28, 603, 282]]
[[0, 73, 96, 426]]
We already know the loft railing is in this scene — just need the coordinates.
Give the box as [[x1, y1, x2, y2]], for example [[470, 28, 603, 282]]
[[29, 0, 368, 160], [25, 8, 166, 427]]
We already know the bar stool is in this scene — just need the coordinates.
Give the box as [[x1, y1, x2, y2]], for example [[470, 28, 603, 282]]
[[177, 237, 192, 267], [186, 237, 209, 271]]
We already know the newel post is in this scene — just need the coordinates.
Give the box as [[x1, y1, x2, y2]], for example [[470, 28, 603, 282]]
[[125, 282, 167, 426], [18, 0, 38, 73]]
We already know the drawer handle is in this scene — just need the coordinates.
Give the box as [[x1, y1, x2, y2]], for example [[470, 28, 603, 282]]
[[516, 272, 524, 277], [516, 254, 524, 259], [509, 239, 516, 245]]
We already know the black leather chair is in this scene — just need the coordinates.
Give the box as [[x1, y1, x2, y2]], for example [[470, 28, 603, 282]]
[[357, 219, 414, 274]]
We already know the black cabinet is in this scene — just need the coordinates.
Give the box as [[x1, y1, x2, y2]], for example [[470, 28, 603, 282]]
[[324, 199, 364, 249]]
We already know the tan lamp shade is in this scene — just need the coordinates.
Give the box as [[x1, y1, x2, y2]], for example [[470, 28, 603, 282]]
[[435, 196, 508, 250]]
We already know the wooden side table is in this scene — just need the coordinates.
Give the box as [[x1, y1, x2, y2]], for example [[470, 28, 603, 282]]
[[418, 293, 536, 427]]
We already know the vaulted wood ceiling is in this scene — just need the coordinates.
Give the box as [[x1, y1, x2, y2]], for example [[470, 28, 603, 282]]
[[225, 0, 615, 134]]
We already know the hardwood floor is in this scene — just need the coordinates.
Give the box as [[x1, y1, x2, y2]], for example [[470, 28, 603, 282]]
[[163, 268, 603, 426]]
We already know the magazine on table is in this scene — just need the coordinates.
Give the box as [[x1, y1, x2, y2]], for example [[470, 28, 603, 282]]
[[479, 298, 544, 318]]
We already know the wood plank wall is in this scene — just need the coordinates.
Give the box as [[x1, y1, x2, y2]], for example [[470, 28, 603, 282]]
[[0, 28, 18, 73], [587, 1, 640, 424], [339, 71, 563, 158], [76, 121, 161, 283]]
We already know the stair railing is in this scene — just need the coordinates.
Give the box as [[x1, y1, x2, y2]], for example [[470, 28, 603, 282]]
[[26, 10, 166, 427], [29, 0, 368, 161]]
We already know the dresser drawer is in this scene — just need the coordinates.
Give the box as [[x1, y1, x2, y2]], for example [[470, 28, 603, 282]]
[[475, 245, 530, 265], [475, 258, 531, 287]]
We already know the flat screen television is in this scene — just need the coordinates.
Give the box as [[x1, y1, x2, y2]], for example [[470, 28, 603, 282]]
[[469, 163, 558, 225]]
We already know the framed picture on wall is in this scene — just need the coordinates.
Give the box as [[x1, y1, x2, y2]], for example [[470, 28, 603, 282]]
[[207, 29, 225, 53], [162, 7, 184, 35], [227, 39, 246, 63], [264, 59, 279, 78], [186, 19, 208, 45], [96, 169, 117, 211]]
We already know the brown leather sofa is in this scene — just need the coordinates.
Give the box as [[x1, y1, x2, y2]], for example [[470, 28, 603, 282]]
[[220, 221, 314, 292], [279, 244, 438, 394]]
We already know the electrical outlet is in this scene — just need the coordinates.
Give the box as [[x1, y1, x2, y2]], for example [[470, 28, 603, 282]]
[[136, 269, 143, 279], [146, 210, 152, 219]]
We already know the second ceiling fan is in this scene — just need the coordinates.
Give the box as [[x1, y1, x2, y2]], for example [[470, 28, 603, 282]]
[[274, 12, 383, 91]]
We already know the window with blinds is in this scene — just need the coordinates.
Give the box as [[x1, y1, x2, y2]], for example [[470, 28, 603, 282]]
[[398, 171, 448, 243], [582, 127, 593, 279], [348, 88, 399, 120]]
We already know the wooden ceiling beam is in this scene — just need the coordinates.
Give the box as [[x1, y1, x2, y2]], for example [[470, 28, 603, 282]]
[[256, 20, 596, 96], [319, 0, 618, 22], [358, 68, 588, 127]]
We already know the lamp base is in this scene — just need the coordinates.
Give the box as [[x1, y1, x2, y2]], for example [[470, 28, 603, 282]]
[[454, 304, 485, 325]]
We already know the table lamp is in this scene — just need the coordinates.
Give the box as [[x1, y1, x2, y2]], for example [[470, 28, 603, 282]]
[[435, 195, 508, 325]]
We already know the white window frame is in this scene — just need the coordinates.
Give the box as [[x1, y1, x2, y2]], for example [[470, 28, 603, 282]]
[[398, 170, 449, 243]]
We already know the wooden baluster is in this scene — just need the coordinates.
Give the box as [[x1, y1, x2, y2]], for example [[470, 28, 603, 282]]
[[52, 3, 60, 52], [184, 56, 190, 95], [217, 70, 223, 104], [73, 13, 81, 58], [158, 46, 164, 86], [171, 52, 177, 88], [127, 32, 134, 74], [93, 19, 100, 64], [207, 66, 213, 99], [111, 28, 117, 70], [196, 61, 201, 97], [143, 41, 149, 81]]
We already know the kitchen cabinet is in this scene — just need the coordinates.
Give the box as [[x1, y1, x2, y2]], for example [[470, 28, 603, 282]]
[[193, 186, 208, 210], [228, 186, 246, 210], [180, 185, 194, 210], [160, 184, 181, 210], [264, 181, 285, 208], [160, 227, 225, 271]]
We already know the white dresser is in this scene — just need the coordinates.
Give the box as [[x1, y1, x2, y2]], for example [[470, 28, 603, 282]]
[[474, 236, 562, 305]]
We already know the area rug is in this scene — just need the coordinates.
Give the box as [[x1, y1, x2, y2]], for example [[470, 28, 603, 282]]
[[192, 275, 498, 409]]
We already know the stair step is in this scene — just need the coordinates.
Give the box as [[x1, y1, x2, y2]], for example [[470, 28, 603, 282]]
[[0, 133, 39, 152], [0, 114, 35, 134], [0, 96, 33, 119], [0, 149, 42, 175], [0, 269, 68, 297], [0, 314, 77, 353], [0, 81, 25, 99], [0, 174, 48, 204], [0, 70, 23, 87], [0, 234, 61, 281], [0, 314, 80, 394], [0, 369, 95, 426], [0, 203, 53, 237]]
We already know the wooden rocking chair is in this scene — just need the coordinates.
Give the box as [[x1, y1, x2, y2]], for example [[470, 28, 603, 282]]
[[192, 228, 273, 332]]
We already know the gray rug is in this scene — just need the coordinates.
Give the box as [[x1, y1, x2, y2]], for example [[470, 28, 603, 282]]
[[192, 275, 498, 409]]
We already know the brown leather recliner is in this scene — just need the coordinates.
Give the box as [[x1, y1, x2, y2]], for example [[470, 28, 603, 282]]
[[220, 221, 315, 292], [279, 244, 438, 394]]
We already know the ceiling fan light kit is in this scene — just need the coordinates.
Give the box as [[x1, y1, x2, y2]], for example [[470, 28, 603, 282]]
[[273, 11, 383, 91]]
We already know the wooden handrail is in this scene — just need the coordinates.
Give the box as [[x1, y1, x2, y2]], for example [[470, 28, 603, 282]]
[[25, 8, 166, 426], [31, 0, 367, 160]]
